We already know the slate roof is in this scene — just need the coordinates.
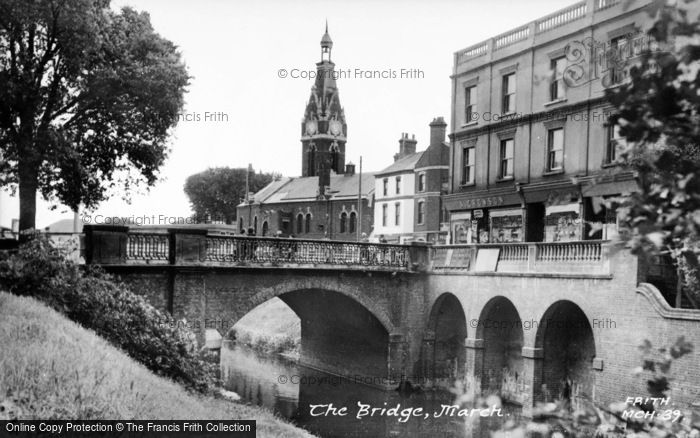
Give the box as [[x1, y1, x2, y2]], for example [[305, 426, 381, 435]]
[[375, 151, 424, 176], [240, 172, 375, 206]]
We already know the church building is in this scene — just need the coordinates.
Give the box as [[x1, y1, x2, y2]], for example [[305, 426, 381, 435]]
[[237, 25, 375, 241]]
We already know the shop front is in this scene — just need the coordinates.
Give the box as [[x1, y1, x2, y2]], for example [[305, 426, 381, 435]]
[[581, 175, 639, 241], [544, 203, 582, 242], [444, 191, 523, 244], [489, 208, 524, 243]]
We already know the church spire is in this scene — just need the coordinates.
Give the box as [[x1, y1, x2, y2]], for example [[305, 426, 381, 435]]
[[321, 21, 333, 62], [300, 23, 347, 191]]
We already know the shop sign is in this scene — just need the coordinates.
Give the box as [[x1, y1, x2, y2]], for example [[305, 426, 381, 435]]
[[452, 196, 504, 210]]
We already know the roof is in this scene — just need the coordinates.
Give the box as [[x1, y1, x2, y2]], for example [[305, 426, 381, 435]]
[[244, 172, 376, 205], [375, 151, 424, 176], [43, 218, 83, 233]]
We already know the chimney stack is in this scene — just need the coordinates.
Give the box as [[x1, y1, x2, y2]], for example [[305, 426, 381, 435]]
[[429, 117, 447, 147], [345, 162, 356, 176], [394, 132, 417, 161]]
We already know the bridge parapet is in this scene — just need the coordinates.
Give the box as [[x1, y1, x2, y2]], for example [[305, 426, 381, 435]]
[[431, 240, 611, 276], [84, 225, 413, 271]]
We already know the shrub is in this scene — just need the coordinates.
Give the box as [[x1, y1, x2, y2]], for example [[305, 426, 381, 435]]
[[0, 236, 216, 393]]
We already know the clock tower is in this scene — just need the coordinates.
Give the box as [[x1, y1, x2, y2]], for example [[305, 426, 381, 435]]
[[301, 23, 347, 196]]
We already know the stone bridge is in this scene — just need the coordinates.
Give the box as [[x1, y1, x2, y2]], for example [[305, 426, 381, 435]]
[[85, 225, 700, 414]]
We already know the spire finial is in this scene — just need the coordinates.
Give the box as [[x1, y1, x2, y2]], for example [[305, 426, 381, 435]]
[[325, 19, 328, 34]]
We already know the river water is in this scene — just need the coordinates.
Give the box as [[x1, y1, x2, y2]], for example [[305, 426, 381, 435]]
[[221, 344, 515, 437]]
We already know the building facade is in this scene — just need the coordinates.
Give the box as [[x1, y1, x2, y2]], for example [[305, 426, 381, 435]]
[[444, 0, 650, 244], [373, 118, 449, 244], [237, 26, 374, 241]]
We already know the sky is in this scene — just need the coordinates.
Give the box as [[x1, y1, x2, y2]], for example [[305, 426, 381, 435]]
[[0, 0, 575, 229]]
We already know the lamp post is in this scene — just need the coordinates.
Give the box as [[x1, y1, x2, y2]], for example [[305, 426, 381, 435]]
[[325, 189, 339, 240]]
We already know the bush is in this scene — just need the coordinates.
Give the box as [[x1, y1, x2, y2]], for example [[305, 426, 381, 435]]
[[0, 236, 216, 393]]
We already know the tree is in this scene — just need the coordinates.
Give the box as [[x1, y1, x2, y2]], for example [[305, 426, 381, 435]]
[[0, 0, 188, 234], [183, 167, 278, 225], [606, 0, 700, 306]]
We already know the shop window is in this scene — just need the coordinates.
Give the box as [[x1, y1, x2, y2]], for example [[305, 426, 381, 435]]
[[585, 197, 618, 240], [544, 204, 581, 242], [489, 209, 523, 243]]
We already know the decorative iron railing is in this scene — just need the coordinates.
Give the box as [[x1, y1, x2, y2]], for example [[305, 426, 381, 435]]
[[126, 233, 169, 262], [204, 236, 409, 269]]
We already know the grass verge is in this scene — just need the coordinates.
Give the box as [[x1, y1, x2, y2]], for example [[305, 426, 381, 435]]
[[0, 292, 314, 438]]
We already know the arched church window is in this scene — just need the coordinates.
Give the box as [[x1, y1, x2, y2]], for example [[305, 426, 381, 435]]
[[330, 143, 339, 172], [296, 214, 304, 234], [305, 214, 312, 233], [340, 212, 347, 233], [308, 144, 317, 176], [349, 212, 357, 234]]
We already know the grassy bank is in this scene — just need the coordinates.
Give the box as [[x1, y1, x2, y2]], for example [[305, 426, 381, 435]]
[[231, 298, 300, 357], [0, 292, 314, 437]]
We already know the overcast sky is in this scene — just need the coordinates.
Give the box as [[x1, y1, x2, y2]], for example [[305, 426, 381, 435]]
[[1, 0, 575, 229]]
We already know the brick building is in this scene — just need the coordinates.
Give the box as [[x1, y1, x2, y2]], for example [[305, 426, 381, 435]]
[[373, 118, 449, 244], [444, 0, 656, 244], [237, 25, 374, 240]]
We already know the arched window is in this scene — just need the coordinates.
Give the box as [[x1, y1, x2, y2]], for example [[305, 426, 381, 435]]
[[340, 212, 347, 233], [296, 214, 304, 234], [330, 143, 339, 172], [253, 216, 258, 235], [262, 221, 269, 236], [349, 212, 357, 234], [305, 213, 312, 233], [308, 144, 317, 176]]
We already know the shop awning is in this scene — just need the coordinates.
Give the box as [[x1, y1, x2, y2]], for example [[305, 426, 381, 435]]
[[582, 178, 639, 197]]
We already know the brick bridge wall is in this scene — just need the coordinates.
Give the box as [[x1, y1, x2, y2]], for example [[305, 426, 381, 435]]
[[108, 266, 426, 382], [89, 227, 700, 413]]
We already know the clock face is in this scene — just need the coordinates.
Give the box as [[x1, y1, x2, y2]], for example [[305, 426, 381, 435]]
[[330, 120, 342, 136], [305, 120, 317, 135]]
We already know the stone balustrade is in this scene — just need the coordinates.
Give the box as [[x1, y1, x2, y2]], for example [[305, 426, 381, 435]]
[[84, 225, 612, 276]]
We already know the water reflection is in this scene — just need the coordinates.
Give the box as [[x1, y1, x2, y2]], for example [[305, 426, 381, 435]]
[[221, 344, 518, 438]]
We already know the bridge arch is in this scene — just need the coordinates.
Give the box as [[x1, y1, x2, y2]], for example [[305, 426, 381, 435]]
[[534, 300, 596, 405], [476, 296, 525, 398], [423, 292, 468, 382], [245, 278, 396, 334]]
